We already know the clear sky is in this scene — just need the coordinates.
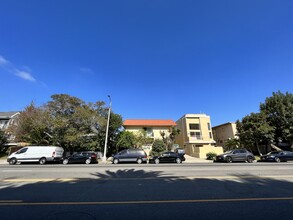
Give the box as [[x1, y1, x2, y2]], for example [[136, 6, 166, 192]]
[[1, 0, 292, 126]]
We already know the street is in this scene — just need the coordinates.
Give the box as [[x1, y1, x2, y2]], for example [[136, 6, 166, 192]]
[[1, 162, 293, 220]]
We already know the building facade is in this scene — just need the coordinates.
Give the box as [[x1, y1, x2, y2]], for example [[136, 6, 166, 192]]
[[212, 122, 237, 149], [175, 114, 223, 158], [123, 119, 177, 155], [0, 111, 20, 143]]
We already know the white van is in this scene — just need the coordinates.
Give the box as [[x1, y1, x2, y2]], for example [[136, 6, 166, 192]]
[[7, 146, 64, 165]]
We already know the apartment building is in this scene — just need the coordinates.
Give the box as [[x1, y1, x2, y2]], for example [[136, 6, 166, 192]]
[[175, 114, 223, 158], [0, 111, 20, 130], [123, 119, 177, 155], [0, 111, 20, 144], [212, 122, 237, 148]]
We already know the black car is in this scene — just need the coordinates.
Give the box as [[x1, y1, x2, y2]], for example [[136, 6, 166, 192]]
[[260, 151, 293, 162], [112, 149, 148, 164], [214, 149, 255, 163], [62, 152, 98, 164], [149, 152, 186, 164]]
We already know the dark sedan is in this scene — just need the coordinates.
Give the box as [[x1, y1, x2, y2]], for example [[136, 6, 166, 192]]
[[260, 151, 293, 162], [62, 152, 98, 164], [149, 152, 185, 164]]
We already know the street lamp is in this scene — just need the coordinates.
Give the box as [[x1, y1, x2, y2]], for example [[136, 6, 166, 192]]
[[102, 95, 112, 162]]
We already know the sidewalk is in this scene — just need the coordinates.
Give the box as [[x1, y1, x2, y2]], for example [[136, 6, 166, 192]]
[[0, 159, 7, 164], [184, 154, 213, 163]]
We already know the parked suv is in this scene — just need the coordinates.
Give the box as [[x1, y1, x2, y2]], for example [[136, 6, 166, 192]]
[[112, 149, 147, 164], [214, 149, 255, 163]]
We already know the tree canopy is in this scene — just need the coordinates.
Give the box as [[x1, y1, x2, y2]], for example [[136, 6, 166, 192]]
[[12, 94, 122, 154], [237, 91, 293, 154]]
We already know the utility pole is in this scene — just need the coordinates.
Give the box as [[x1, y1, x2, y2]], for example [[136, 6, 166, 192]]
[[102, 95, 112, 162]]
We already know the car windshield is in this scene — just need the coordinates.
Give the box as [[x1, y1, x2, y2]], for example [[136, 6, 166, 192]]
[[224, 150, 233, 154], [268, 152, 280, 155]]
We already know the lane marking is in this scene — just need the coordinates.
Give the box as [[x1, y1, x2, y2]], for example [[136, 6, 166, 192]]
[[1, 197, 293, 206], [1, 178, 76, 182], [2, 170, 32, 172], [0, 200, 22, 203]]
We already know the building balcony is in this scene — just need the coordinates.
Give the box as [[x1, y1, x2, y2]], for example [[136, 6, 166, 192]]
[[186, 136, 216, 144]]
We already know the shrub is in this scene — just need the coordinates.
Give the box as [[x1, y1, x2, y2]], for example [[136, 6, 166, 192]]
[[206, 152, 217, 160], [150, 139, 165, 156]]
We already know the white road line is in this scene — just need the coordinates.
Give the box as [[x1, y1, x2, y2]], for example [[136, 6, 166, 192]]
[[2, 170, 32, 172]]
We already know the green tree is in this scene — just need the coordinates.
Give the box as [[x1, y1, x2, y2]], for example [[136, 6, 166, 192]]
[[13, 103, 50, 145], [236, 112, 275, 155], [224, 138, 240, 151], [116, 131, 136, 151], [160, 127, 181, 151], [260, 91, 293, 148], [45, 94, 95, 151], [135, 129, 154, 148], [169, 127, 181, 150], [0, 130, 8, 154], [150, 139, 165, 156], [12, 94, 122, 154]]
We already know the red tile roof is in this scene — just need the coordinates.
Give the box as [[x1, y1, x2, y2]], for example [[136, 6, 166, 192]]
[[123, 119, 176, 127]]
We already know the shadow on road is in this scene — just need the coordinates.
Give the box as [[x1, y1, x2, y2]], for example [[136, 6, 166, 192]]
[[1, 169, 293, 219]]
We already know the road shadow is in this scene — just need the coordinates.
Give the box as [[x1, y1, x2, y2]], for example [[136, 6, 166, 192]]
[[1, 169, 293, 219]]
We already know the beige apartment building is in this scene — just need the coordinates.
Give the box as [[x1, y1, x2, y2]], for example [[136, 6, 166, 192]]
[[212, 122, 237, 149], [175, 114, 223, 158], [123, 119, 177, 155]]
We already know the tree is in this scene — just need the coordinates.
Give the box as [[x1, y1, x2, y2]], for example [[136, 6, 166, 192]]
[[160, 127, 181, 151], [116, 131, 136, 151], [0, 130, 8, 154], [236, 112, 275, 155], [260, 91, 293, 148], [150, 139, 165, 156], [135, 129, 154, 148], [169, 127, 181, 150], [12, 94, 123, 154], [12, 102, 50, 145], [224, 138, 240, 151]]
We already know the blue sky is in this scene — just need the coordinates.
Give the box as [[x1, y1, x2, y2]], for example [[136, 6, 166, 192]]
[[1, 0, 292, 126]]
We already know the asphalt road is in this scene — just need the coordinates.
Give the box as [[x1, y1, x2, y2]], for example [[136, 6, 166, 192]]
[[1, 162, 293, 220]]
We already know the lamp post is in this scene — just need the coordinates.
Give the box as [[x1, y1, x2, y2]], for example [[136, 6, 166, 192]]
[[102, 95, 112, 162]]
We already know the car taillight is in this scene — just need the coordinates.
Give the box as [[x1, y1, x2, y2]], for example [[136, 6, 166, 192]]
[[91, 154, 97, 158]]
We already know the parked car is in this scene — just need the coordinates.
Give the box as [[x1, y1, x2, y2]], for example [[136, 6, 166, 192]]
[[112, 149, 147, 164], [214, 149, 255, 163], [260, 151, 293, 162], [62, 152, 98, 164], [7, 146, 64, 165], [149, 152, 186, 164], [174, 148, 185, 155]]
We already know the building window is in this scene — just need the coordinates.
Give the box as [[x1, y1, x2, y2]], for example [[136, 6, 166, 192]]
[[190, 132, 202, 139], [209, 132, 212, 139], [189, 123, 200, 130], [145, 128, 154, 138], [207, 123, 211, 130]]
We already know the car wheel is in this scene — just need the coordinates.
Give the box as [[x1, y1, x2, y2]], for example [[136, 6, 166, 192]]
[[137, 158, 143, 164], [226, 156, 232, 163], [85, 159, 91, 164], [39, 157, 46, 165], [155, 158, 160, 164], [9, 158, 17, 165], [176, 158, 181, 164], [63, 159, 69, 165], [275, 157, 280, 163], [113, 158, 119, 164], [247, 156, 253, 163]]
